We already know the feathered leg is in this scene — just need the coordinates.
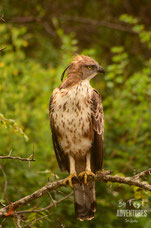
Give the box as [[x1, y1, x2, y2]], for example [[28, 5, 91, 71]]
[[78, 153, 95, 184], [63, 155, 77, 188]]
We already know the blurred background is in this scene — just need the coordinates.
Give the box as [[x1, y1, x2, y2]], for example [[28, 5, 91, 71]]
[[0, 0, 151, 227]]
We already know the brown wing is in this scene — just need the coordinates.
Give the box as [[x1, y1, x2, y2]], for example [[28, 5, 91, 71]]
[[90, 89, 104, 173], [49, 95, 69, 172]]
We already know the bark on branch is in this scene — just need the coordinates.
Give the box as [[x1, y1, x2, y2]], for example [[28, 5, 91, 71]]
[[0, 150, 35, 163], [0, 169, 151, 218], [0, 154, 35, 162], [10, 15, 135, 34]]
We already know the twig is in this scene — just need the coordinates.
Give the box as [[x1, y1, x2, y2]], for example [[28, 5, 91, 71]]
[[0, 169, 151, 217], [15, 191, 73, 214], [16, 214, 22, 228], [11, 16, 40, 23], [0, 150, 35, 163], [28, 145, 35, 168], [17, 217, 31, 228], [0, 165, 8, 200], [22, 214, 49, 227], [47, 192, 56, 208], [0, 14, 5, 22], [132, 168, 151, 180]]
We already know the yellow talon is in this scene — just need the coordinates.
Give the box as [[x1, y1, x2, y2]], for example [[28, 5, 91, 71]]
[[63, 173, 77, 188], [78, 170, 95, 184]]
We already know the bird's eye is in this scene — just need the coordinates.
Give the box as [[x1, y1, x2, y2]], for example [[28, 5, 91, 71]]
[[87, 66, 92, 70]]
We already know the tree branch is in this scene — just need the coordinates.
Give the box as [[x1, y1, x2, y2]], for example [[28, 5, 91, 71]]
[[10, 15, 136, 34], [0, 169, 151, 217], [132, 168, 151, 180], [15, 191, 73, 214], [16, 214, 22, 228], [0, 150, 35, 163], [97, 171, 151, 190], [10, 16, 56, 37], [59, 15, 136, 33]]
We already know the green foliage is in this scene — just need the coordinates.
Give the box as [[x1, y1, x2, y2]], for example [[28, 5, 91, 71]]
[[120, 14, 151, 49], [0, 113, 28, 141], [104, 34, 151, 173], [120, 14, 139, 24], [0, 9, 151, 228]]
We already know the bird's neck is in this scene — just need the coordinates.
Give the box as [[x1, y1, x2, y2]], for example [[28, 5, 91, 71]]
[[59, 73, 82, 89]]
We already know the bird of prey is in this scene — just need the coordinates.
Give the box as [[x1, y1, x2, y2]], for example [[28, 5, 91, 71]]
[[49, 55, 104, 221]]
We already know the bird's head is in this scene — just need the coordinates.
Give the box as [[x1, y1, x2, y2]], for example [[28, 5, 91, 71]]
[[61, 55, 105, 81]]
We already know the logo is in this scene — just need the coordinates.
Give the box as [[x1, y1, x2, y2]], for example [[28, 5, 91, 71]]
[[116, 199, 149, 223]]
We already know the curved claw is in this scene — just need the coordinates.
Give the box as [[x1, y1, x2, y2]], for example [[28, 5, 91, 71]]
[[78, 170, 95, 184], [63, 173, 77, 188]]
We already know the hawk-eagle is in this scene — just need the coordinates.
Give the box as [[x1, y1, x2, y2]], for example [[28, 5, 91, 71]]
[[49, 55, 104, 221]]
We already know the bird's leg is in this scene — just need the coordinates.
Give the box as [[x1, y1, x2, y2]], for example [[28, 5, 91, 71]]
[[63, 155, 77, 188], [78, 153, 95, 184]]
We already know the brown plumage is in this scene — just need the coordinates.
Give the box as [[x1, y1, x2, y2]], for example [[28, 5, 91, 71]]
[[49, 55, 104, 221]]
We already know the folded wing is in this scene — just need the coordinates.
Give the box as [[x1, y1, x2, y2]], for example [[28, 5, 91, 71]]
[[49, 95, 69, 172], [90, 89, 104, 172]]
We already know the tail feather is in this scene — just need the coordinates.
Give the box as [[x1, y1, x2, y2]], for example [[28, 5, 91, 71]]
[[74, 181, 96, 221]]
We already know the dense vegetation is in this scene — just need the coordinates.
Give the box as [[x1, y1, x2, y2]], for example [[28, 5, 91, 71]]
[[0, 1, 151, 227]]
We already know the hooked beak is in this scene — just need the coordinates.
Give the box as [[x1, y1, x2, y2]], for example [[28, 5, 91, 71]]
[[98, 66, 105, 73]]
